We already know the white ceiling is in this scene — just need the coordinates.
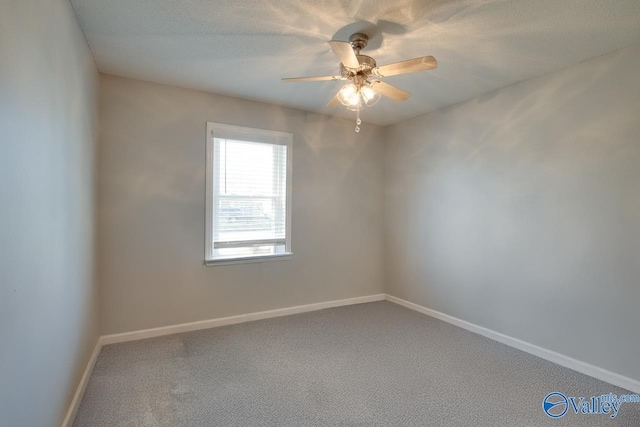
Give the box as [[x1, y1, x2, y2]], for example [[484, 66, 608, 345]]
[[71, 0, 640, 126]]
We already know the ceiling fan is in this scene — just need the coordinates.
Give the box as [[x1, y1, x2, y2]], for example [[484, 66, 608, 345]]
[[282, 32, 437, 131]]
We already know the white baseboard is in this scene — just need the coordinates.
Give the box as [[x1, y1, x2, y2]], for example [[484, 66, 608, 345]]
[[61, 340, 102, 427], [100, 294, 386, 345], [385, 294, 640, 394]]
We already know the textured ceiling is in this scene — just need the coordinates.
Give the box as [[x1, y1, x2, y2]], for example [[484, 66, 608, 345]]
[[71, 0, 640, 125]]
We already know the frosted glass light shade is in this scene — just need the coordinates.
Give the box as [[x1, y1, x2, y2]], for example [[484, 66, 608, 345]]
[[337, 83, 381, 111], [360, 86, 381, 107]]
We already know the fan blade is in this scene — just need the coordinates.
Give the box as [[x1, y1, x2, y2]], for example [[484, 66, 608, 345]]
[[370, 81, 410, 102], [374, 56, 437, 77], [326, 94, 341, 108], [282, 75, 343, 82], [328, 40, 360, 69]]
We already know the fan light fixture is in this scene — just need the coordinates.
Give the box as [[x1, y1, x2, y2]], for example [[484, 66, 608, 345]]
[[335, 83, 381, 132], [337, 83, 381, 111], [282, 32, 438, 133]]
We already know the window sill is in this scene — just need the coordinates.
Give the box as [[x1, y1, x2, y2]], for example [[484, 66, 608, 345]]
[[204, 252, 293, 267]]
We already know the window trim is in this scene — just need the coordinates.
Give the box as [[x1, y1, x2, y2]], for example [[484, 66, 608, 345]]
[[204, 122, 293, 266]]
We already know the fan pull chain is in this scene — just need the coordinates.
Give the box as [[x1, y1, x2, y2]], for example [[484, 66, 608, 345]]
[[355, 110, 361, 132]]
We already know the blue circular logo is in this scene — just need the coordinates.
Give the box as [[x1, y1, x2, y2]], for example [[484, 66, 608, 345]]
[[543, 392, 568, 418]]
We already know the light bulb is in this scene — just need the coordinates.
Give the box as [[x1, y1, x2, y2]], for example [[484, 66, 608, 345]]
[[337, 84, 358, 106], [337, 83, 370, 111], [347, 97, 363, 111]]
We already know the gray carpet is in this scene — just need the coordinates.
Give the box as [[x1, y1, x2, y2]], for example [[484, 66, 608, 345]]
[[73, 301, 639, 426]]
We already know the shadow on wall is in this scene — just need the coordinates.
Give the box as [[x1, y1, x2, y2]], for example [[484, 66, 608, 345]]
[[398, 43, 636, 162]]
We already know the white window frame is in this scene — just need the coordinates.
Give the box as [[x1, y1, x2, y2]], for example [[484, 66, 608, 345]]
[[205, 122, 293, 266]]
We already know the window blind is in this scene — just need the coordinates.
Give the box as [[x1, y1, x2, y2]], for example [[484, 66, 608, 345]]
[[211, 137, 288, 259]]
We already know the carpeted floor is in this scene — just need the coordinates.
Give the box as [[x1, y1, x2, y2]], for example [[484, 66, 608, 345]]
[[73, 301, 639, 426]]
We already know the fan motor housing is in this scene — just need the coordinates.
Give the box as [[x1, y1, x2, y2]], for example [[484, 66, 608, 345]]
[[356, 55, 376, 71], [340, 54, 377, 78]]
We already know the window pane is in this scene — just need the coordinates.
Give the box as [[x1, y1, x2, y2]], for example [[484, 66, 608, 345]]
[[213, 138, 287, 245]]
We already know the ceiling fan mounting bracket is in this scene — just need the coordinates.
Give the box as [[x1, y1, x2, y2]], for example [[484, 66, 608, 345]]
[[349, 33, 369, 53]]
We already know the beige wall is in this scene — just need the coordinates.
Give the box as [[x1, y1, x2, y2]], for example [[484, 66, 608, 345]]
[[97, 75, 385, 334], [383, 45, 640, 381], [0, 0, 100, 426]]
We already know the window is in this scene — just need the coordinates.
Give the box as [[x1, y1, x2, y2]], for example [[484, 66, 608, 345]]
[[205, 123, 292, 265]]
